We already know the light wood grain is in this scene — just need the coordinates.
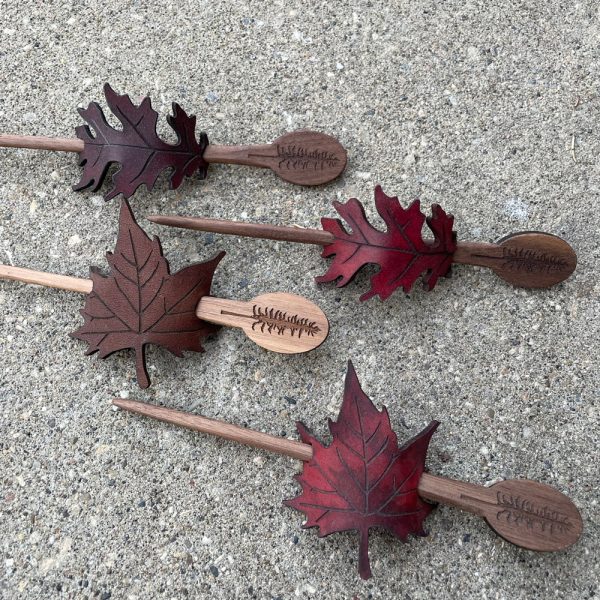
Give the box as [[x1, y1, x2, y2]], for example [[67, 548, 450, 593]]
[[198, 292, 329, 354], [0, 264, 92, 293], [112, 399, 583, 552]]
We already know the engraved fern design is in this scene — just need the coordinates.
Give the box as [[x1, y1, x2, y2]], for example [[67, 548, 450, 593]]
[[502, 248, 568, 274], [496, 492, 572, 534], [276, 144, 340, 171], [251, 305, 320, 338]]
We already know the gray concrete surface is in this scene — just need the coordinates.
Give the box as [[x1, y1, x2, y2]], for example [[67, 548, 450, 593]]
[[0, 1, 598, 598]]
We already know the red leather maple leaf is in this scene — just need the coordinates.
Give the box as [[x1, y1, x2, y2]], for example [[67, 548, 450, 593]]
[[285, 361, 439, 580], [316, 185, 457, 301], [74, 84, 209, 200], [70, 200, 224, 388]]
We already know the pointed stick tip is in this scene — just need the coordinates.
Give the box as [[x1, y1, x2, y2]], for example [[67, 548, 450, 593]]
[[112, 398, 141, 412], [146, 215, 167, 224], [112, 398, 158, 418]]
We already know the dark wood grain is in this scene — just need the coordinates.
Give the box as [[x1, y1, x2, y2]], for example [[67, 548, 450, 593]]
[[113, 397, 311, 460], [0, 134, 84, 152], [146, 214, 334, 245], [205, 130, 347, 185], [418, 474, 582, 552], [454, 232, 577, 288]]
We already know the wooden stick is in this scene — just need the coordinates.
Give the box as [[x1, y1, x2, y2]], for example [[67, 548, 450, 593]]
[[197, 293, 329, 354], [0, 134, 83, 153], [147, 216, 577, 288], [452, 241, 502, 266], [108, 398, 468, 497], [111, 398, 582, 552], [204, 143, 278, 167], [146, 215, 509, 254], [0, 133, 270, 162], [147, 215, 334, 245], [0, 264, 92, 293], [0, 265, 328, 354], [0, 131, 347, 187], [114, 398, 311, 460]]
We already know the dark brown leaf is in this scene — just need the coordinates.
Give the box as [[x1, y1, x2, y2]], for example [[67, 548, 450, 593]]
[[71, 200, 224, 387], [74, 84, 209, 200]]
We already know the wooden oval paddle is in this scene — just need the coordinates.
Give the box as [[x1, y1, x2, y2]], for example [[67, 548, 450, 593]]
[[203, 130, 347, 186], [453, 232, 577, 289], [418, 474, 582, 552], [198, 292, 329, 353]]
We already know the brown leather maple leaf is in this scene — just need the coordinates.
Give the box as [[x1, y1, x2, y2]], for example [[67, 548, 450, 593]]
[[316, 185, 457, 301], [74, 84, 209, 201], [71, 200, 224, 388], [285, 361, 439, 579]]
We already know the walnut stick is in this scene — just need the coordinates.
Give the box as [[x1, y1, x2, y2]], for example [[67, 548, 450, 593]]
[[110, 399, 464, 509]]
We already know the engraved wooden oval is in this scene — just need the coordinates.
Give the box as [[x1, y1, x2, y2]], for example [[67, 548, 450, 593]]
[[269, 130, 347, 186], [483, 480, 583, 551], [197, 292, 329, 354], [494, 232, 577, 288]]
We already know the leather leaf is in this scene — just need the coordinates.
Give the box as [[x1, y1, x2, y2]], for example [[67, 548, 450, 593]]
[[74, 83, 209, 201], [285, 361, 439, 580], [70, 200, 224, 388], [316, 185, 457, 301]]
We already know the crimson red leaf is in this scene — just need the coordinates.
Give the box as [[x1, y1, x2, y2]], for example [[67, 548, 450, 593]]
[[74, 84, 209, 201], [316, 185, 457, 301], [70, 200, 224, 388], [285, 361, 438, 579]]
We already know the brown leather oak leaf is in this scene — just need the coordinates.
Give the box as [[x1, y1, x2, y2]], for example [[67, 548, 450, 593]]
[[285, 361, 439, 579], [71, 200, 224, 388], [74, 84, 209, 201]]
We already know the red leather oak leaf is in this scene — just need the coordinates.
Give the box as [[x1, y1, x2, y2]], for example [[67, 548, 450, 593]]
[[74, 84, 209, 201], [285, 361, 439, 580], [316, 185, 457, 301], [70, 199, 224, 388]]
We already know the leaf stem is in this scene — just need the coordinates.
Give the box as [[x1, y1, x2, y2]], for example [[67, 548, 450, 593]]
[[358, 527, 372, 580], [135, 344, 150, 389]]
